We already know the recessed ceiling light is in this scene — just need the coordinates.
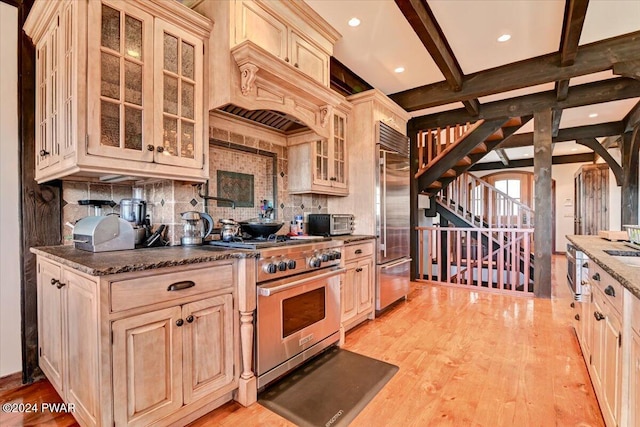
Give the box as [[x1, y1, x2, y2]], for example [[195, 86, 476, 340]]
[[497, 34, 511, 42], [588, 113, 598, 118], [348, 17, 361, 27], [394, 67, 405, 73]]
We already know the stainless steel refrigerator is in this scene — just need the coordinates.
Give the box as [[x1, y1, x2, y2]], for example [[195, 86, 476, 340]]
[[375, 122, 411, 311]]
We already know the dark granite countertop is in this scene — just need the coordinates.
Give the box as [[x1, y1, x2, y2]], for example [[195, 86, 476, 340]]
[[566, 235, 640, 300], [30, 245, 259, 277], [329, 235, 376, 244]]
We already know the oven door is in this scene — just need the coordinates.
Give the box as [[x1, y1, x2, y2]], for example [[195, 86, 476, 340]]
[[256, 267, 344, 385], [566, 244, 576, 294]]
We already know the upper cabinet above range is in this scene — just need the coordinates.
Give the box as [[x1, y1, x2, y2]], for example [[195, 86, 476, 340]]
[[24, 0, 212, 184], [195, 0, 344, 140], [230, 0, 336, 86]]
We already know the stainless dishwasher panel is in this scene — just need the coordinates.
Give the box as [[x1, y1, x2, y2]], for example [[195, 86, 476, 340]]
[[376, 257, 411, 311]]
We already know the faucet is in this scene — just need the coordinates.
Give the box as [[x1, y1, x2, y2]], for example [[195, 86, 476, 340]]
[[195, 184, 236, 209]]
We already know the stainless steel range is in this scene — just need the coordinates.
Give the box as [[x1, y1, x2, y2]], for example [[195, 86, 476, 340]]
[[210, 237, 344, 388]]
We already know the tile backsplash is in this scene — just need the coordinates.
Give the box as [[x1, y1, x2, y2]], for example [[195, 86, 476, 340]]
[[61, 124, 330, 245]]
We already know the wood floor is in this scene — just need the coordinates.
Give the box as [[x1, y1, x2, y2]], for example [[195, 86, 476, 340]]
[[0, 255, 604, 427]]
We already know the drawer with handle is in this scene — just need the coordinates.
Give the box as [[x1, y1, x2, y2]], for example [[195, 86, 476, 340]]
[[110, 263, 233, 312], [344, 240, 374, 261], [590, 264, 623, 315]]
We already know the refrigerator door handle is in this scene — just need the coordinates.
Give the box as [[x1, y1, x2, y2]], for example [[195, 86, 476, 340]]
[[381, 258, 412, 269], [381, 152, 387, 258]]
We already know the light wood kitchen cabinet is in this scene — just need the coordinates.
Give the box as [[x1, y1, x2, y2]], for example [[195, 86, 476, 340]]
[[288, 111, 348, 196], [34, 254, 252, 427], [588, 264, 624, 427], [36, 258, 99, 427], [340, 240, 375, 343], [230, 0, 332, 86], [630, 297, 640, 427], [24, 0, 211, 184], [112, 294, 235, 426]]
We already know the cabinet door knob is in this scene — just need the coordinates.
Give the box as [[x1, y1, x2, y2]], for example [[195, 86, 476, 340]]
[[284, 57, 289, 63], [592, 273, 600, 281], [56, 281, 66, 289], [176, 319, 184, 327], [294, 63, 299, 68], [575, 314, 580, 321], [40, 149, 50, 157], [570, 302, 575, 308], [157, 146, 165, 153], [604, 285, 615, 297], [50, 278, 60, 286], [594, 311, 605, 321], [186, 315, 194, 323], [147, 144, 155, 151]]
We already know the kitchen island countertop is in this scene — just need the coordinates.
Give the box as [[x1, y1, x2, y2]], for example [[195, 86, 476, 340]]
[[30, 244, 259, 277], [566, 235, 640, 300]]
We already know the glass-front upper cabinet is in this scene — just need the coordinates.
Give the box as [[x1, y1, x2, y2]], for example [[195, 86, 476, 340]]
[[85, 0, 206, 169], [332, 112, 347, 189], [154, 20, 203, 168], [88, 1, 154, 162], [26, 0, 211, 183]]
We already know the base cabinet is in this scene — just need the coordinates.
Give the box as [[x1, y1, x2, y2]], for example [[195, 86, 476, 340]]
[[37, 258, 100, 427], [340, 240, 375, 342], [36, 255, 250, 427]]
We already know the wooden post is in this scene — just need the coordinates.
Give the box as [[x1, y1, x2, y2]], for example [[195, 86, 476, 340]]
[[621, 124, 639, 225], [409, 124, 418, 281], [534, 109, 553, 298]]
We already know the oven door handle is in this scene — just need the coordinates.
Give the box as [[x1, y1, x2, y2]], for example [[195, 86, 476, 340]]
[[258, 268, 345, 297]]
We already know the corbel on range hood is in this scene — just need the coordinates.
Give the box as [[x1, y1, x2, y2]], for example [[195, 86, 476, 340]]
[[226, 40, 346, 139]]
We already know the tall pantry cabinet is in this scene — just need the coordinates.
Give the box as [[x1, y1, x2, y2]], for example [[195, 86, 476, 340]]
[[24, 0, 212, 184]]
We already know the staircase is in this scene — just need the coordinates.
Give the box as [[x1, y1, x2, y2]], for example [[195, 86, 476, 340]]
[[415, 115, 533, 195]]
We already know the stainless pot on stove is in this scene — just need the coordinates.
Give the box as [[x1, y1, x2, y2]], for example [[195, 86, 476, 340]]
[[219, 219, 241, 242]]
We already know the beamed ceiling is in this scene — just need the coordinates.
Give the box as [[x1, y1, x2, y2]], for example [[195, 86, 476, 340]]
[[307, 0, 640, 166]]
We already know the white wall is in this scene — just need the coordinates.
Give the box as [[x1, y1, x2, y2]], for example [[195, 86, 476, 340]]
[[0, 2, 22, 377]]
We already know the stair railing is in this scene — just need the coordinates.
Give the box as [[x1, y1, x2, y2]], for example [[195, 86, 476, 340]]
[[416, 225, 534, 295], [416, 120, 483, 177], [439, 172, 535, 229]]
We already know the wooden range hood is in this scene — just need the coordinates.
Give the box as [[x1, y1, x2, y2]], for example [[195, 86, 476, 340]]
[[225, 41, 347, 138]]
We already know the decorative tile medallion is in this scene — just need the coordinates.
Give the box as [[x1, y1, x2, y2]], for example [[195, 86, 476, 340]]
[[217, 171, 254, 207]]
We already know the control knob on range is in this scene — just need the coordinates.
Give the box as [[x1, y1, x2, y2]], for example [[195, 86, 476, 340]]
[[278, 261, 288, 272], [263, 263, 277, 274], [321, 253, 330, 262], [287, 259, 297, 270], [309, 256, 322, 268]]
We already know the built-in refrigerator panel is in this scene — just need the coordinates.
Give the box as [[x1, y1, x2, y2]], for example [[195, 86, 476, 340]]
[[375, 121, 411, 311], [377, 149, 410, 264]]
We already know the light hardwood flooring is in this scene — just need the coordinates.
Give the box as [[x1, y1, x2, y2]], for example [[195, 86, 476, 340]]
[[0, 255, 603, 426]]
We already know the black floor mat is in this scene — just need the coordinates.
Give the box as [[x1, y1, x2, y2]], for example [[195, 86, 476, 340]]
[[258, 347, 398, 427]]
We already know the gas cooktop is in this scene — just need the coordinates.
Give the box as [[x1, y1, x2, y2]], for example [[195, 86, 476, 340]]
[[206, 235, 330, 250]]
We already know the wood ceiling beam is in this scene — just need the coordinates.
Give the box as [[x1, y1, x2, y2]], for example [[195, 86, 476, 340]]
[[623, 100, 640, 132], [394, 0, 462, 90], [613, 60, 640, 81], [409, 78, 640, 130], [552, 109, 562, 137], [495, 148, 510, 166], [559, 0, 590, 66], [394, 0, 481, 116], [576, 138, 623, 185], [390, 31, 640, 111], [556, 80, 570, 101], [469, 153, 595, 171], [496, 121, 625, 149], [329, 57, 373, 96]]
